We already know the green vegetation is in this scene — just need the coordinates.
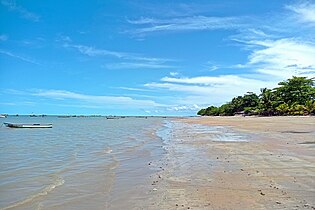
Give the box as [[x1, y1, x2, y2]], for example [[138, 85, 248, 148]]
[[197, 76, 315, 116]]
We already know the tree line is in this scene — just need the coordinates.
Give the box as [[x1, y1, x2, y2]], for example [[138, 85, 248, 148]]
[[197, 76, 315, 116]]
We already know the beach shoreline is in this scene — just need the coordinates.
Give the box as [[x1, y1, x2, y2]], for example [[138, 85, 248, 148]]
[[1, 116, 314, 210], [148, 116, 315, 209]]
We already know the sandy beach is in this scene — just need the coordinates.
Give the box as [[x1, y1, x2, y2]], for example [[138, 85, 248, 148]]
[[147, 116, 315, 210]]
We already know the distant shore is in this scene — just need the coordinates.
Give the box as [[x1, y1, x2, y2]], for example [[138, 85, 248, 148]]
[[148, 116, 315, 209]]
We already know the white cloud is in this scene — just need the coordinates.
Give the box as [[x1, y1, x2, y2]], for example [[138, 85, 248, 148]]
[[116, 87, 153, 92], [208, 65, 218, 71], [145, 82, 216, 95], [166, 104, 200, 112], [63, 42, 171, 63], [245, 38, 315, 78], [286, 1, 315, 24], [161, 75, 271, 86], [104, 62, 174, 69], [32, 89, 163, 108], [61, 39, 174, 69], [144, 82, 236, 106], [128, 17, 155, 24], [128, 16, 246, 34], [246, 29, 270, 38], [0, 102, 16, 106], [0, 49, 40, 65], [144, 74, 277, 107], [69, 44, 128, 59], [1, 0, 40, 21]]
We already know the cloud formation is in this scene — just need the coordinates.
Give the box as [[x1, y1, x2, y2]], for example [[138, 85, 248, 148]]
[[226, 1, 315, 81], [68, 44, 171, 63], [161, 75, 270, 86], [60, 37, 174, 69], [0, 49, 40, 65], [145, 74, 276, 107], [32, 89, 163, 108], [104, 62, 174, 69], [247, 39, 315, 78], [128, 16, 246, 34], [166, 104, 200, 112], [1, 0, 40, 21], [286, 1, 315, 24]]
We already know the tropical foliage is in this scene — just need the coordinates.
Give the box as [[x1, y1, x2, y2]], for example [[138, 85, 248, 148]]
[[197, 76, 315, 116]]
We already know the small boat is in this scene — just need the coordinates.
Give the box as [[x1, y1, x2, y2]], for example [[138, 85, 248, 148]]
[[106, 116, 119, 119], [4, 123, 53, 128], [0, 114, 7, 118]]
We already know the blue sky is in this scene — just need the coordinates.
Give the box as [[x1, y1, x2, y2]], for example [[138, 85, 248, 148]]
[[1, 0, 315, 115]]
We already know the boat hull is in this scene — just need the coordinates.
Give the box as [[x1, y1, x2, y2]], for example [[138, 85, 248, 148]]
[[4, 123, 53, 128]]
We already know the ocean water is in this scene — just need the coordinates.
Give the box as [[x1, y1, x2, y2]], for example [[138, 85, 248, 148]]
[[0, 116, 166, 210]]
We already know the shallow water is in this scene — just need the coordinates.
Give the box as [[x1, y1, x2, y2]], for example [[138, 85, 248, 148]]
[[0, 116, 165, 210]]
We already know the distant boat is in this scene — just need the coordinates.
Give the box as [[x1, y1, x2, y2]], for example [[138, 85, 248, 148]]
[[58, 116, 71, 118], [0, 114, 7, 118], [106, 116, 119, 119], [4, 123, 53, 128]]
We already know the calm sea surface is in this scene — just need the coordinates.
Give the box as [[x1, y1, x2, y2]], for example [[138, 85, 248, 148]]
[[0, 116, 166, 210]]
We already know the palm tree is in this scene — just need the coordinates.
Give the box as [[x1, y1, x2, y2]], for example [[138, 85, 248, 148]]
[[259, 88, 275, 115], [304, 100, 315, 115], [276, 103, 289, 115]]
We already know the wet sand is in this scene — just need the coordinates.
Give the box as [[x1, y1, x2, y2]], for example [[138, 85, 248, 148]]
[[147, 116, 315, 210]]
